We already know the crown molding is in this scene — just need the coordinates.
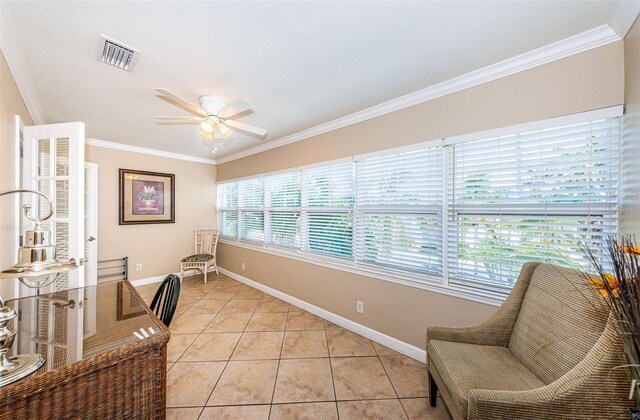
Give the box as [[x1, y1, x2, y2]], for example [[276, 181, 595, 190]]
[[2, 2, 625, 166], [0, 4, 46, 124], [216, 24, 620, 164], [610, 0, 640, 38], [86, 138, 217, 165]]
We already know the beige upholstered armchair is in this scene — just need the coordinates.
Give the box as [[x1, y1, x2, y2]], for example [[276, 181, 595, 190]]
[[427, 262, 632, 420]]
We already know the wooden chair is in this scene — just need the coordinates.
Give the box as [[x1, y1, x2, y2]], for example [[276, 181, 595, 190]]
[[149, 274, 181, 327], [180, 228, 219, 284]]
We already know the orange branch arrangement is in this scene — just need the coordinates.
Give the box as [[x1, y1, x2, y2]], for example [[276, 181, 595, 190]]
[[583, 236, 640, 414]]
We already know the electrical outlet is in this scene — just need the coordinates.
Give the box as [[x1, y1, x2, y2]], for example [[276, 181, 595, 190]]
[[136, 263, 143, 271], [356, 300, 364, 314], [241, 262, 246, 271]]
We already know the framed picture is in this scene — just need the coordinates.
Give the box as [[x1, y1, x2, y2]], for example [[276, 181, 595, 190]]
[[117, 282, 147, 320], [119, 169, 175, 225]]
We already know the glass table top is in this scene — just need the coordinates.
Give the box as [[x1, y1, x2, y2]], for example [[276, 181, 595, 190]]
[[6, 280, 163, 378]]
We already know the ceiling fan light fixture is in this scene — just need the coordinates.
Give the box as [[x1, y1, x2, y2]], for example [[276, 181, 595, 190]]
[[212, 123, 232, 140], [155, 89, 267, 150], [218, 123, 232, 138], [200, 119, 215, 133]]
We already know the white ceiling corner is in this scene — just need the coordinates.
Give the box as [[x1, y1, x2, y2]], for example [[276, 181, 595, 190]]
[[610, 0, 640, 37], [3, 1, 630, 164], [85, 138, 216, 165], [215, 24, 621, 164], [0, 4, 46, 124]]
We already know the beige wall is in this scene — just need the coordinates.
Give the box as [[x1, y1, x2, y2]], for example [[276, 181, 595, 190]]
[[219, 246, 497, 349], [86, 146, 217, 281], [621, 17, 640, 237], [218, 42, 624, 181], [217, 42, 625, 350], [0, 52, 34, 298]]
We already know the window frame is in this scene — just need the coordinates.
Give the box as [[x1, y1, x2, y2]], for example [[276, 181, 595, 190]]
[[264, 171, 302, 249], [216, 106, 622, 306]]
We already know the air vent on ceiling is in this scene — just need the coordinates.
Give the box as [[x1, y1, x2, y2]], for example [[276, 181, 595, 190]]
[[96, 34, 140, 72]]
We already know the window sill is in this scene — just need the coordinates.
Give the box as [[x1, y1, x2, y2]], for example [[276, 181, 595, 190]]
[[218, 238, 504, 307]]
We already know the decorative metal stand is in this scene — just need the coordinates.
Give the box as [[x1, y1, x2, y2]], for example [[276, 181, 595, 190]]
[[0, 297, 44, 387], [0, 189, 78, 386]]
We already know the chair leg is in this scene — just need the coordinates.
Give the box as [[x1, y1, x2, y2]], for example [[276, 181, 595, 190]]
[[429, 372, 438, 407], [204, 267, 207, 284], [214, 263, 219, 276], [180, 268, 183, 284]]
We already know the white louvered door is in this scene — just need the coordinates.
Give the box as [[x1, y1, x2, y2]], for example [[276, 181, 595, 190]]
[[22, 122, 86, 290]]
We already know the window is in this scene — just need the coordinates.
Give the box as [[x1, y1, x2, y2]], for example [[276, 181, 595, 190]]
[[217, 109, 620, 300], [238, 178, 264, 242], [217, 183, 237, 238], [265, 172, 301, 248], [355, 146, 443, 275], [447, 118, 619, 293], [301, 162, 354, 258]]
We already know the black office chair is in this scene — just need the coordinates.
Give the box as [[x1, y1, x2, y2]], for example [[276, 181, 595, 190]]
[[150, 274, 181, 327]]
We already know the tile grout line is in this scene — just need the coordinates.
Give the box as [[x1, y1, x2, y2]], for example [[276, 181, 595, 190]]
[[376, 348, 410, 419], [267, 301, 292, 419], [166, 274, 234, 416], [174, 276, 230, 363], [151, 275, 209, 370], [161, 275, 434, 419], [168, 274, 223, 417], [197, 276, 251, 418], [323, 320, 341, 420], [172, 396, 429, 409]]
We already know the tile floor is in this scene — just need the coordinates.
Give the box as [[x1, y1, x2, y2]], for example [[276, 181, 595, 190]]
[[136, 274, 451, 420]]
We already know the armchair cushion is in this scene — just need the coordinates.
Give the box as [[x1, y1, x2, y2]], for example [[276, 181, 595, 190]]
[[426, 262, 630, 420], [181, 254, 214, 263], [428, 339, 544, 418], [507, 264, 608, 384]]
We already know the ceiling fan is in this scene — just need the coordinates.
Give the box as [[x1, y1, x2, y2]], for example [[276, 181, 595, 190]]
[[154, 88, 267, 151]]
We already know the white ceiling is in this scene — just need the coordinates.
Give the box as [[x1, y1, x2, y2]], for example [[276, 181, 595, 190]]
[[5, 1, 622, 160]]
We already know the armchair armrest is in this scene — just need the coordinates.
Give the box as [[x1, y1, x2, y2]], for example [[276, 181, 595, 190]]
[[427, 262, 540, 348], [466, 317, 632, 419]]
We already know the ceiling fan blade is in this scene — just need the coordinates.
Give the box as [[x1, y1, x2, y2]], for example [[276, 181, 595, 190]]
[[155, 116, 203, 121], [154, 88, 206, 117], [224, 119, 267, 138], [219, 98, 253, 119]]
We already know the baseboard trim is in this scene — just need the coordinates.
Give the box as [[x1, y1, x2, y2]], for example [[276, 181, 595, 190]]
[[130, 267, 222, 287], [129, 273, 179, 287], [218, 267, 427, 363]]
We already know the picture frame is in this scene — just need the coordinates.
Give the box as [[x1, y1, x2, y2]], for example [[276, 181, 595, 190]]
[[116, 282, 147, 320], [119, 168, 175, 225]]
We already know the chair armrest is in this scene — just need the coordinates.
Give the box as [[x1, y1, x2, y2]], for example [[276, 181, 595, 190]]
[[467, 316, 632, 419], [427, 262, 540, 348]]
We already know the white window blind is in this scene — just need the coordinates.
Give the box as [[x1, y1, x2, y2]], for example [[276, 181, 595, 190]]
[[217, 110, 621, 302], [265, 172, 301, 248], [301, 162, 354, 259], [447, 118, 619, 293], [355, 146, 444, 275], [238, 178, 264, 242], [217, 183, 238, 239]]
